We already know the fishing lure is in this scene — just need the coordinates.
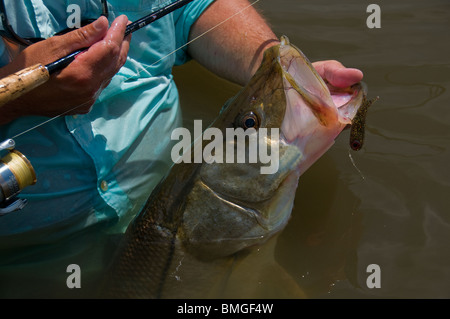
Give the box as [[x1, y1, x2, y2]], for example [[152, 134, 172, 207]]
[[350, 95, 379, 151]]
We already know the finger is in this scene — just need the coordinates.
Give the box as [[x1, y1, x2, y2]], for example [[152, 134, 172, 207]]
[[87, 15, 129, 70], [15, 16, 110, 67], [313, 60, 364, 88], [75, 16, 129, 78], [328, 67, 364, 88], [56, 16, 109, 56], [111, 19, 132, 71], [104, 15, 129, 47], [117, 34, 131, 69]]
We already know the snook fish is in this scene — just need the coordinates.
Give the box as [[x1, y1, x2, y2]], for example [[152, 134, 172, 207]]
[[100, 36, 366, 298]]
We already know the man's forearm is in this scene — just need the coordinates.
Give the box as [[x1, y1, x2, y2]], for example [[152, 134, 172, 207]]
[[188, 0, 279, 86]]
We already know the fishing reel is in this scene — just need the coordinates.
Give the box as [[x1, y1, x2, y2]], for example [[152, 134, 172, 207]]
[[0, 139, 36, 216]]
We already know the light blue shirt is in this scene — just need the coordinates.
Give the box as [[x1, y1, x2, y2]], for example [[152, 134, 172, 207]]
[[0, 0, 215, 252]]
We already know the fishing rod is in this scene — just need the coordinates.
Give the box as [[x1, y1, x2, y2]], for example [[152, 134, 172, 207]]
[[0, 0, 194, 215], [0, 0, 195, 108]]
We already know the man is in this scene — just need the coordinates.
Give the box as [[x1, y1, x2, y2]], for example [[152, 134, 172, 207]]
[[0, 0, 363, 297]]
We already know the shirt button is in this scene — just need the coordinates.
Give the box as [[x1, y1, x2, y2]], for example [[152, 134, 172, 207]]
[[72, 115, 78, 119], [100, 180, 109, 192]]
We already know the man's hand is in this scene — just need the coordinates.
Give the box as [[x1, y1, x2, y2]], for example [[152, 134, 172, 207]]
[[0, 15, 131, 125], [312, 60, 364, 88]]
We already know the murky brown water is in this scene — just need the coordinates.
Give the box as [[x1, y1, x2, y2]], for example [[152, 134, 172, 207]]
[[173, 0, 450, 298]]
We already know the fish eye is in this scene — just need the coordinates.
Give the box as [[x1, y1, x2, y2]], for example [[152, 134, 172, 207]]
[[240, 112, 259, 130]]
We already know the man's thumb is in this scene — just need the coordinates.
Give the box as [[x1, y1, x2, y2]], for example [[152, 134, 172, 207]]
[[58, 16, 109, 54]]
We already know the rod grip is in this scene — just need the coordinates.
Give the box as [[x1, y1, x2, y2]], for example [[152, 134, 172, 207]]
[[0, 64, 50, 108]]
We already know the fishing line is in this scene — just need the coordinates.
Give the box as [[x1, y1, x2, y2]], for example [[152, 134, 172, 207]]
[[348, 150, 365, 181], [7, 0, 262, 141], [10, 104, 82, 139]]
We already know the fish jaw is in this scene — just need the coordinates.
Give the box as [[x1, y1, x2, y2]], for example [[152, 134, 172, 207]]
[[278, 36, 365, 175]]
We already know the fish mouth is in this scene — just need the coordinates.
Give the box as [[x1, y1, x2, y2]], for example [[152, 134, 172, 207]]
[[278, 36, 365, 174]]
